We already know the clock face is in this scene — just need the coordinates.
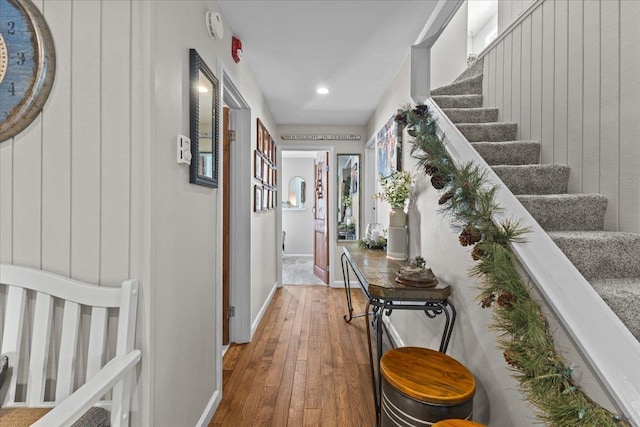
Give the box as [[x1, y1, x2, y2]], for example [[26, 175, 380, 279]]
[[0, 0, 55, 142]]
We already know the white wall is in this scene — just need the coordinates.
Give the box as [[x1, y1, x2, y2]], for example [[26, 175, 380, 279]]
[[430, 1, 469, 89], [471, 13, 497, 55], [281, 156, 315, 255], [482, 0, 640, 233], [498, 0, 533, 35], [366, 8, 536, 424]]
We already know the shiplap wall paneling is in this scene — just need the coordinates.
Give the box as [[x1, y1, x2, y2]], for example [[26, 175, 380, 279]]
[[619, 0, 640, 232], [566, 0, 584, 193], [486, 50, 496, 107], [503, 33, 513, 123], [511, 26, 522, 135], [540, 0, 555, 165], [581, 1, 601, 195], [70, 0, 102, 284], [0, 141, 12, 264], [599, 0, 620, 231], [529, 7, 543, 146], [10, 3, 45, 269], [100, 0, 132, 286], [499, 1, 530, 35], [553, 0, 568, 165], [520, 16, 532, 141], [495, 42, 504, 121], [42, 0, 72, 277]]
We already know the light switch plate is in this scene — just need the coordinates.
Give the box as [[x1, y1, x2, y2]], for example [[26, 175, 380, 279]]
[[177, 135, 192, 165]]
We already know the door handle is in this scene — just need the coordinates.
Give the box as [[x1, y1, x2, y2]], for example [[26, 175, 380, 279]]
[[312, 207, 316, 215]]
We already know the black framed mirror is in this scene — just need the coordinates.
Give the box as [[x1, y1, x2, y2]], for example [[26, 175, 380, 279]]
[[337, 154, 360, 241], [189, 49, 219, 187]]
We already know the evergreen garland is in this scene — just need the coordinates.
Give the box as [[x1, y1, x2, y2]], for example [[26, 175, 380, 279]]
[[398, 103, 628, 426]]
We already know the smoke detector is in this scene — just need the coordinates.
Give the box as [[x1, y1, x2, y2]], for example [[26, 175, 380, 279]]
[[205, 11, 224, 40]]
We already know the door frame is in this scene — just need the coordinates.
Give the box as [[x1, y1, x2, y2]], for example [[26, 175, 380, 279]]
[[277, 146, 335, 287], [216, 59, 252, 391]]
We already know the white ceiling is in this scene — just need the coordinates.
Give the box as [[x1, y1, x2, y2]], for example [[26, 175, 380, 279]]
[[218, 1, 439, 126]]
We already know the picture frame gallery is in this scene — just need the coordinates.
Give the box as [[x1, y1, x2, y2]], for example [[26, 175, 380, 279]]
[[254, 118, 277, 212]]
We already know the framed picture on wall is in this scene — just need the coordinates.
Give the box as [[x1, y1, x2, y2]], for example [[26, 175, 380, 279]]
[[376, 115, 401, 178], [254, 185, 262, 212], [254, 150, 263, 181], [263, 159, 269, 185], [262, 187, 269, 211], [257, 119, 264, 154]]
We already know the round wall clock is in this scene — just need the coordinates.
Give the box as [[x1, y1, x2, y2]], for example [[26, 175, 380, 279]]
[[0, 0, 56, 142]]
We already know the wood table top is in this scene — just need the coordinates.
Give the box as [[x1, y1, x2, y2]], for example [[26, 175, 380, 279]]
[[380, 346, 475, 405], [342, 243, 450, 301]]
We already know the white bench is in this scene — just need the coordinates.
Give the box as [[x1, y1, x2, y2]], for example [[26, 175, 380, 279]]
[[0, 264, 140, 426]]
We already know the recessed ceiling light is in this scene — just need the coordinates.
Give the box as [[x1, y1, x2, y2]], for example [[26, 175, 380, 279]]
[[316, 87, 329, 95]]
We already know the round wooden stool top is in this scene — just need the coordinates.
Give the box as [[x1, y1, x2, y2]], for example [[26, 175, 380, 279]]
[[433, 420, 487, 427], [380, 347, 475, 405]]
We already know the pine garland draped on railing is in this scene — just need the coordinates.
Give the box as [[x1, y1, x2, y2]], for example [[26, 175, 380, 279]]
[[397, 104, 628, 427]]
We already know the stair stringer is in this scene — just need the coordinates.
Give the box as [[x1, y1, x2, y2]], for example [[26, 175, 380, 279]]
[[425, 97, 640, 424]]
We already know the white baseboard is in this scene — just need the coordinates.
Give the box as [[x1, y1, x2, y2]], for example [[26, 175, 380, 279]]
[[383, 317, 405, 348], [331, 280, 358, 289], [282, 254, 313, 258], [196, 389, 221, 427], [251, 281, 278, 339]]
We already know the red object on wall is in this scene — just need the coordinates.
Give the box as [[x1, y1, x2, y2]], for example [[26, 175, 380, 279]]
[[232, 36, 242, 63]]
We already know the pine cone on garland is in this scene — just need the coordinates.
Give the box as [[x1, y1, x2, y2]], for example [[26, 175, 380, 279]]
[[431, 174, 447, 190], [394, 111, 408, 126], [471, 244, 484, 260], [413, 104, 430, 117], [439, 191, 454, 205], [503, 350, 518, 367], [459, 225, 481, 246], [497, 291, 517, 309], [424, 164, 439, 176], [481, 293, 495, 308]]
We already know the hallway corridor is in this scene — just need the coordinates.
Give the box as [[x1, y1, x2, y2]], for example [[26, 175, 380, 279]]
[[210, 286, 376, 426]]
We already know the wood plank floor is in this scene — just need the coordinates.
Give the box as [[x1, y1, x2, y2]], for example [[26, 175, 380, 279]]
[[210, 285, 376, 426]]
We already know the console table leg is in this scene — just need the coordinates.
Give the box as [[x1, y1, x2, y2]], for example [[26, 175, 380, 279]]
[[341, 253, 354, 322]]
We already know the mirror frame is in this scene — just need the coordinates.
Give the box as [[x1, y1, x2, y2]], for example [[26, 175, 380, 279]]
[[337, 153, 360, 241], [189, 49, 219, 188], [286, 176, 306, 208]]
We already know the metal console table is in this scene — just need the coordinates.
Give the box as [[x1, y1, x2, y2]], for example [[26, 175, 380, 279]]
[[341, 243, 456, 426]]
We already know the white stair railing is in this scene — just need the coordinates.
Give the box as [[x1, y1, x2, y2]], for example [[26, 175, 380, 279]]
[[425, 97, 640, 424]]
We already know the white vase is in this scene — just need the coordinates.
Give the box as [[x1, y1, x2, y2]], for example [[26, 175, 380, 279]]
[[389, 207, 407, 228]]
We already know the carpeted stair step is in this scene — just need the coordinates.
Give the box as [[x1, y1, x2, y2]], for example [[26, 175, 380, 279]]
[[431, 74, 483, 96], [453, 58, 485, 82], [456, 122, 518, 142], [549, 231, 640, 280], [517, 194, 607, 231], [442, 108, 499, 123], [432, 95, 483, 109], [590, 278, 640, 341], [472, 141, 540, 165], [492, 164, 570, 195]]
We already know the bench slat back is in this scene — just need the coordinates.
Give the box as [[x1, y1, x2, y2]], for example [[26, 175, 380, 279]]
[[0, 264, 138, 414]]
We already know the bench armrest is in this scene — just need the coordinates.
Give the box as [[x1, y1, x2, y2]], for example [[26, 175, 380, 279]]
[[31, 350, 141, 427]]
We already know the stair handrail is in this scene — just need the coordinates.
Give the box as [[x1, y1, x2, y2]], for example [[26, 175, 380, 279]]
[[425, 97, 640, 424]]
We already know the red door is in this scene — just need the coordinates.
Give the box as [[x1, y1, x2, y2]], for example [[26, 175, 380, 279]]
[[313, 153, 329, 284]]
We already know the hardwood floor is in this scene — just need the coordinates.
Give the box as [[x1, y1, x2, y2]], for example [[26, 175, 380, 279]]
[[210, 285, 376, 426]]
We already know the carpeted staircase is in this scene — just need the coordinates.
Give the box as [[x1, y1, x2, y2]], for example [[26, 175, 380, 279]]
[[431, 66, 640, 341]]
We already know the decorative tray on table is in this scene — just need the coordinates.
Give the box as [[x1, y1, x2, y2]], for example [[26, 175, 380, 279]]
[[395, 265, 438, 288]]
